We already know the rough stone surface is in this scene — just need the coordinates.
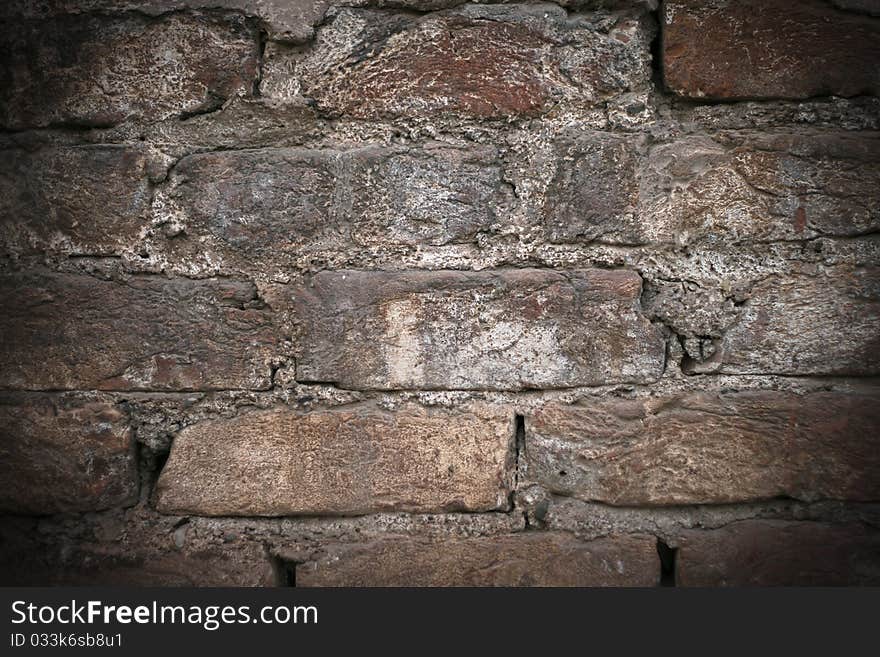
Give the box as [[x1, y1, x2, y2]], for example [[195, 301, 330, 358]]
[[265, 4, 654, 119], [155, 403, 514, 515], [540, 132, 642, 243], [292, 269, 665, 390], [0, 270, 280, 391], [151, 144, 510, 274], [719, 267, 880, 375], [0, 393, 138, 514], [296, 532, 659, 586], [1, 0, 879, 588], [641, 279, 740, 364], [0, 0, 331, 44], [663, 0, 880, 100], [641, 133, 880, 245], [0, 11, 259, 129], [675, 520, 880, 586], [679, 97, 880, 133], [0, 145, 166, 257], [0, 517, 275, 586], [525, 389, 880, 505]]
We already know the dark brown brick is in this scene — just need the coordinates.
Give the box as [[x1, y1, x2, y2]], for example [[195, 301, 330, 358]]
[[292, 269, 665, 390], [525, 389, 880, 505], [0, 145, 165, 257], [296, 532, 659, 586], [0, 393, 138, 514], [540, 132, 641, 243], [0, 517, 275, 586], [0, 12, 258, 129], [155, 403, 514, 516], [676, 521, 880, 586], [151, 144, 508, 273], [663, 0, 880, 100], [0, 270, 280, 391]]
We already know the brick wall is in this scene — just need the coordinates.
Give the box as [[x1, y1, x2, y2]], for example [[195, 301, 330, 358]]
[[1, 0, 879, 586]]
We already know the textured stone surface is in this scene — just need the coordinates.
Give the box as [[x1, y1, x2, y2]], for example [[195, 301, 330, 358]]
[[680, 97, 880, 133], [265, 5, 653, 118], [155, 403, 514, 515], [642, 133, 880, 245], [296, 532, 659, 586], [525, 389, 880, 505], [0, 0, 330, 43], [292, 269, 665, 390], [151, 144, 509, 273], [0, 394, 138, 514], [0, 11, 259, 129], [663, 0, 880, 100], [1, 0, 879, 588], [641, 279, 740, 366], [0, 270, 280, 391], [129, 97, 322, 150], [675, 521, 880, 586], [720, 267, 880, 375], [0, 518, 275, 586], [540, 132, 641, 243], [0, 145, 165, 257]]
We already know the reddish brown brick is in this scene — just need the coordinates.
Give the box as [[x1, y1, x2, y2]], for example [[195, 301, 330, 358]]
[[663, 0, 880, 100], [266, 6, 653, 119], [0, 270, 280, 391], [155, 403, 514, 516]]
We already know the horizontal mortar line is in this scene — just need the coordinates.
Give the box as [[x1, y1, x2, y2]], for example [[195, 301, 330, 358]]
[[541, 495, 880, 512], [668, 92, 880, 108], [4, 383, 880, 400], [0, 388, 272, 395], [0, 506, 525, 523], [542, 490, 880, 508], [685, 373, 880, 381], [5, 372, 880, 396]]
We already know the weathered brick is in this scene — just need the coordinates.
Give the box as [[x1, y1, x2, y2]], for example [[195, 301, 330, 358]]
[[292, 269, 665, 390], [140, 97, 322, 151], [0, 12, 258, 129], [540, 132, 641, 243], [296, 532, 659, 586], [0, 270, 279, 391], [265, 5, 653, 119], [0, 518, 275, 586], [675, 521, 880, 586], [720, 267, 880, 375], [151, 145, 508, 272], [0, 1, 330, 44], [663, 0, 880, 100], [0, 394, 138, 514], [0, 145, 165, 257], [525, 389, 880, 505], [155, 403, 514, 516], [642, 134, 880, 245]]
